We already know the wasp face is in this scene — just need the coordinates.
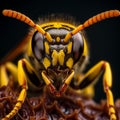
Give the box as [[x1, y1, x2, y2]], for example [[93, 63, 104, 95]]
[[32, 23, 84, 72]]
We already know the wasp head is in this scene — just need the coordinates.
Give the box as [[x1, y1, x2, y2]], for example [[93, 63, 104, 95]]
[[32, 22, 84, 72]]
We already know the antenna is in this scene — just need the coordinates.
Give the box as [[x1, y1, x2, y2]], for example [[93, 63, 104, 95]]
[[2, 9, 53, 42], [64, 10, 120, 42]]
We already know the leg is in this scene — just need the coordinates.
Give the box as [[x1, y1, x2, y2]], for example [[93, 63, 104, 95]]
[[0, 65, 9, 87], [71, 61, 116, 120], [2, 59, 29, 120], [0, 62, 18, 87], [1, 58, 44, 120]]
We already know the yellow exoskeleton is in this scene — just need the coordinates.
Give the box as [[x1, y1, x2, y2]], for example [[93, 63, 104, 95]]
[[0, 9, 120, 120]]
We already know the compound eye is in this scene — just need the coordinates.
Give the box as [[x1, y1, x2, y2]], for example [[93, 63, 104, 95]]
[[72, 33, 84, 63], [32, 31, 44, 60]]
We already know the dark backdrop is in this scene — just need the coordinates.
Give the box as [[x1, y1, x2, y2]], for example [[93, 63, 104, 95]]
[[0, 0, 120, 102]]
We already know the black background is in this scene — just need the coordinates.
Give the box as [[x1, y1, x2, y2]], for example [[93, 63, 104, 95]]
[[0, 0, 120, 102]]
